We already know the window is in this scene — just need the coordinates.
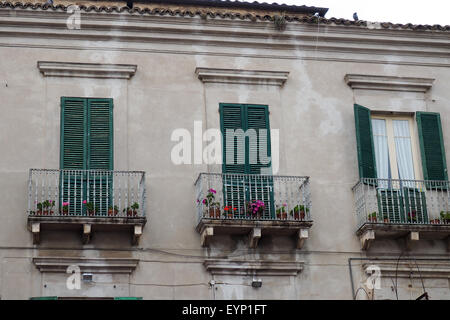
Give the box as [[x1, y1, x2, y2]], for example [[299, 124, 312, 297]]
[[219, 103, 274, 217], [354, 105, 448, 223], [354, 104, 448, 182], [371, 116, 420, 183], [60, 97, 113, 215]]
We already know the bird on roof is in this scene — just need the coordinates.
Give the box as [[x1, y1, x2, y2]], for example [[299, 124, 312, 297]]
[[353, 12, 359, 21]]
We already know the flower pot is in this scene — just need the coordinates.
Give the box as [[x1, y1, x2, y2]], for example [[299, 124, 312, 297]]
[[133, 210, 138, 217], [36, 210, 43, 216], [430, 219, 440, 224], [281, 212, 287, 220], [43, 210, 49, 216], [383, 218, 389, 223], [276, 212, 281, 219], [300, 211, 306, 220], [368, 217, 377, 222], [61, 210, 69, 216], [207, 208, 220, 218], [88, 210, 96, 216], [126, 210, 133, 217], [293, 211, 300, 220], [108, 209, 114, 216], [227, 213, 233, 219]]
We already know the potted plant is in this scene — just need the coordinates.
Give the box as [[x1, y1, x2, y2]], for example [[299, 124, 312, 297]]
[[382, 213, 389, 223], [276, 204, 287, 219], [440, 211, 450, 224], [108, 205, 119, 216], [200, 188, 220, 218], [430, 218, 441, 224], [290, 205, 309, 220], [223, 206, 235, 219], [367, 212, 377, 222], [407, 210, 417, 223], [247, 200, 265, 219], [61, 201, 69, 215], [37, 200, 55, 215], [131, 202, 139, 216], [83, 200, 96, 216]]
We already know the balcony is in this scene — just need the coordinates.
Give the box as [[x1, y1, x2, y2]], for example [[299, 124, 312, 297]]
[[195, 173, 312, 249], [353, 178, 450, 250], [27, 169, 146, 245]]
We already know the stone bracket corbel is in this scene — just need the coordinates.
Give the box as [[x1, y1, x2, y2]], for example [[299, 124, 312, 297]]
[[405, 231, 419, 251], [82, 224, 91, 244], [297, 229, 309, 249], [360, 230, 375, 250], [201, 227, 214, 247], [31, 222, 40, 244], [133, 225, 143, 245], [249, 228, 262, 248]]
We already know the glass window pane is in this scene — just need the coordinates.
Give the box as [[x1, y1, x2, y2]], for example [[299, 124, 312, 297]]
[[393, 120, 415, 182], [372, 119, 390, 183]]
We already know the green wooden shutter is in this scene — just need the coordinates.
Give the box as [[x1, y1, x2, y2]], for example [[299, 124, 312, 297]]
[[354, 104, 377, 179], [30, 296, 58, 300], [114, 297, 143, 300], [87, 99, 113, 215], [60, 97, 113, 216], [60, 97, 87, 215], [61, 97, 87, 170], [246, 105, 274, 218], [416, 112, 448, 181], [220, 104, 274, 218]]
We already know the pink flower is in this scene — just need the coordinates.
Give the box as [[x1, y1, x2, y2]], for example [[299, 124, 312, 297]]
[[209, 188, 216, 194], [83, 200, 87, 204]]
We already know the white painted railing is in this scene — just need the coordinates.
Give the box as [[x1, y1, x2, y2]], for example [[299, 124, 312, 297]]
[[28, 169, 146, 218], [195, 173, 311, 223], [353, 178, 450, 228]]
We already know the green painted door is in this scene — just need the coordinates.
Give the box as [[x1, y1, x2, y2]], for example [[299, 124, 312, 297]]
[[60, 97, 113, 216], [220, 103, 274, 218]]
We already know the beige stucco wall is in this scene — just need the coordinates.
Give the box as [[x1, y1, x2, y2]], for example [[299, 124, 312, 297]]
[[0, 3, 449, 300]]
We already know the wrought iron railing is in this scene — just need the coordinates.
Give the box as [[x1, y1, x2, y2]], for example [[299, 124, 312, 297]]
[[353, 178, 450, 229], [28, 169, 146, 218], [195, 173, 311, 223]]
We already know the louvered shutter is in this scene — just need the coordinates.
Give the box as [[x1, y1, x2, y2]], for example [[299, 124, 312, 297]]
[[246, 105, 274, 218], [416, 112, 448, 182], [354, 104, 377, 179], [60, 97, 113, 216], [87, 99, 113, 215], [60, 97, 87, 215]]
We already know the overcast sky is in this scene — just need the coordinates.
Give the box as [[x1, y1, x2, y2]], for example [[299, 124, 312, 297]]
[[245, 0, 449, 25]]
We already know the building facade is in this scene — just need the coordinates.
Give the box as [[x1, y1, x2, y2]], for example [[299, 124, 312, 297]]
[[0, 0, 449, 300]]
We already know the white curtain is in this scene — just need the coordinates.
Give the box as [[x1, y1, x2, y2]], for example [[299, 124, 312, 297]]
[[372, 119, 390, 187], [393, 120, 415, 186]]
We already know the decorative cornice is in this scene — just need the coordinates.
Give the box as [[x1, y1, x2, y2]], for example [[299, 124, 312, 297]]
[[345, 74, 434, 93], [203, 259, 304, 276], [32, 257, 139, 273], [0, 2, 448, 31], [37, 61, 137, 79], [363, 261, 450, 278], [195, 67, 289, 86]]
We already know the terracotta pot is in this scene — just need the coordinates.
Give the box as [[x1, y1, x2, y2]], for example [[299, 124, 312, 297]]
[[276, 212, 281, 219], [208, 208, 220, 218], [36, 210, 42, 216], [281, 212, 288, 220], [61, 210, 69, 216], [88, 210, 96, 216], [43, 210, 49, 216], [368, 217, 377, 222], [126, 210, 133, 217], [108, 209, 114, 216], [384, 218, 389, 223], [294, 211, 300, 220], [227, 213, 233, 219], [300, 211, 306, 220], [430, 219, 440, 224]]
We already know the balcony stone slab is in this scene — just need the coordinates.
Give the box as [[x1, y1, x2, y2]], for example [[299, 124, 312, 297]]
[[196, 218, 312, 249], [27, 216, 147, 245], [357, 223, 450, 251]]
